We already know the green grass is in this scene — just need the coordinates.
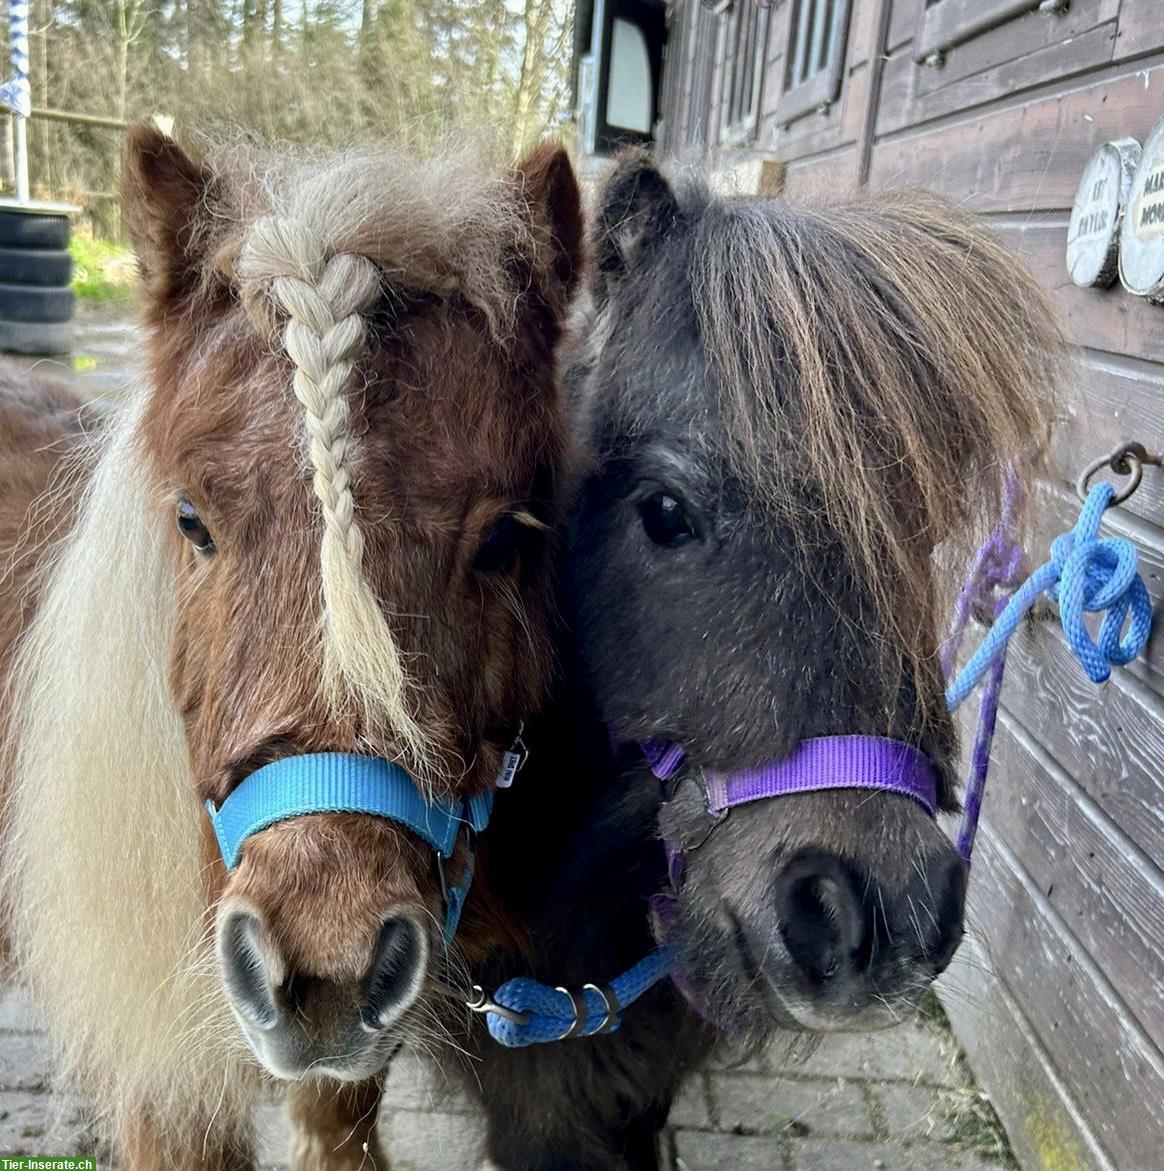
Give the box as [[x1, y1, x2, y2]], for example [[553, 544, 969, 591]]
[[70, 232, 137, 302]]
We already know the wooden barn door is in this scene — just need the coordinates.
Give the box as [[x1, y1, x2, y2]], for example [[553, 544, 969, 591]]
[[865, 4, 1164, 1169]]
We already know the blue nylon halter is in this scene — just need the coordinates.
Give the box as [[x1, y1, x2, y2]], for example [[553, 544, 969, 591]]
[[205, 752, 501, 946]]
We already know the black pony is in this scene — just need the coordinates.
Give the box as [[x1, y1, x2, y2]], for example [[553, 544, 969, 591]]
[[460, 152, 1059, 1170]]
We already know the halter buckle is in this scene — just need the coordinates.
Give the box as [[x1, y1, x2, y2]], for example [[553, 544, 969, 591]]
[[465, 984, 530, 1027]]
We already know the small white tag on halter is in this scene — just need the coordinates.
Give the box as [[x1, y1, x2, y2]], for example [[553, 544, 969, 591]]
[[496, 731, 528, 789]]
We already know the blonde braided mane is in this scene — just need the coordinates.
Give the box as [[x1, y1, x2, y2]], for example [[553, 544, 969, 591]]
[[236, 216, 429, 768]]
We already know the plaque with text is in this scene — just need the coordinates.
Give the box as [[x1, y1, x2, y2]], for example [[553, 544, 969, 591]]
[[1119, 117, 1164, 302], [1066, 138, 1140, 288]]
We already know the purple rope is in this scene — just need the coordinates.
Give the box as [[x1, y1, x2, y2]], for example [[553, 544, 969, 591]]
[[942, 470, 1027, 864]]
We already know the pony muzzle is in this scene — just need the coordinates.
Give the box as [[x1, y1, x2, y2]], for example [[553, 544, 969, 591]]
[[215, 898, 429, 1081]]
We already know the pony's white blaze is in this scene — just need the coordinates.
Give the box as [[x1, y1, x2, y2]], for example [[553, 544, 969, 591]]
[[1, 395, 255, 1149]]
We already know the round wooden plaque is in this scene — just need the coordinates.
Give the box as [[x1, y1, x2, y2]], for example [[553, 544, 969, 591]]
[[1119, 117, 1164, 302], [1066, 138, 1140, 288]]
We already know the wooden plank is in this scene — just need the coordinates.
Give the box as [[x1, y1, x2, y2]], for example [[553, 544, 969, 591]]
[[879, 22, 1118, 137], [761, 34, 786, 116], [917, 0, 1117, 93], [1113, 0, 1164, 63], [775, 59, 869, 161], [979, 710, 1164, 1046], [1049, 351, 1164, 529], [993, 615, 1164, 858], [914, 0, 1045, 63], [887, 0, 923, 54], [940, 930, 1117, 1171], [781, 145, 861, 199], [988, 218, 1164, 365], [869, 58, 1164, 210], [957, 824, 1164, 1169]]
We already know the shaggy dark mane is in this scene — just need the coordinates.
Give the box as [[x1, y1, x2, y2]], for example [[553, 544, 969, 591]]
[[687, 185, 1059, 693]]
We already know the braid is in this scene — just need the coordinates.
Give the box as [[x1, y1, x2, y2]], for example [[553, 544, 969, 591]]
[[237, 216, 429, 770]]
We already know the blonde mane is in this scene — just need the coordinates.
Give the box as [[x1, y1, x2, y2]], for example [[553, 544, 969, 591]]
[[1, 395, 256, 1152], [236, 218, 429, 768]]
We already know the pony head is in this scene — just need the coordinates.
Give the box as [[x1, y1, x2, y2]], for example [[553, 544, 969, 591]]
[[568, 153, 1057, 1040], [4, 126, 580, 1122]]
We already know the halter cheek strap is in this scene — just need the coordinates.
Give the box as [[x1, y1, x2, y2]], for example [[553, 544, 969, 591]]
[[205, 748, 517, 946]]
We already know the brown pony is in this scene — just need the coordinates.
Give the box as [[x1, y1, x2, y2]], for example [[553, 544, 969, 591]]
[[0, 126, 580, 1168]]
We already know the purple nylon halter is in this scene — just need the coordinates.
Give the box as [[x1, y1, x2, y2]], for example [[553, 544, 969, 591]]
[[642, 735, 940, 889], [641, 735, 938, 814]]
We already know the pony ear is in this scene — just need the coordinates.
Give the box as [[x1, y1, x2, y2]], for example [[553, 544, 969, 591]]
[[121, 124, 218, 310], [514, 142, 583, 318], [593, 149, 680, 304]]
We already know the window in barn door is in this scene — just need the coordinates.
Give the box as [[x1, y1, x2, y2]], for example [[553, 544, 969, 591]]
[[780, 0, 852, 127], [719, 1, 770, 144], [914, 0, 1060, 65]]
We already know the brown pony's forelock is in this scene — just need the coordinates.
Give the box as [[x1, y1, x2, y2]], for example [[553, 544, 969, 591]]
[[177, 138, 535, 343], [690, 189, 1061, 709]]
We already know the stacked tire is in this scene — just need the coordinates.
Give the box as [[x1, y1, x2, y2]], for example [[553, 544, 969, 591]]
[[0, 207, 74, 355]]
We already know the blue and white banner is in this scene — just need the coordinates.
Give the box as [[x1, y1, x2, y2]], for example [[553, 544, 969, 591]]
[[2, 0, 31, 118]]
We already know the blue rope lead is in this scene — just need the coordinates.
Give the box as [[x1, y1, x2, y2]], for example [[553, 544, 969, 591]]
[[482, 946, 676, 1047], [945, 482, 1152, 710]]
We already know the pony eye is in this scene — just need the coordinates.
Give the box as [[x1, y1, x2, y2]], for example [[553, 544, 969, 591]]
[[472, 514, 522, 573], [176, 497, 215, 554], [639, 491, 697, 548]]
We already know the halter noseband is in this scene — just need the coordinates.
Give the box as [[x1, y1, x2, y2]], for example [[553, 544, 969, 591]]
[[641, 734, 938, 816], [205, 738, 526, 946]]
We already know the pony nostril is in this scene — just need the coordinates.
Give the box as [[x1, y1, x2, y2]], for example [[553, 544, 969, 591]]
[[923, 853, 967, 974], [774, 852, 865, 987], [360, 915, 427, 1032], [217, 907, 281, 1031]]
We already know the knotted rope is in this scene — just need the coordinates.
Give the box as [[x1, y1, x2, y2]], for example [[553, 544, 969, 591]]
[[945, 481, 1152, 708], [942, 478, 1151, 860], [236, 217, 428, 768]]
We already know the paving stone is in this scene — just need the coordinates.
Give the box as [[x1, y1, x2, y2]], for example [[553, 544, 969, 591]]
[[674, 1128, 785, 1170], [0, 1032, 53, 1091], [0, 985, 40, 1032], [712, 1073, 874, 1138], [0, 1090, 90, 1155], [253, 1100, 288, 1167], [770, 1025, 963, 1088], [790, 1138, 1006, 1170], [668, 1075, 713, 1129], [383, 1107, 486, 1171], [876, 1083, 957, 1142], [381, 1052, 475, 1113]]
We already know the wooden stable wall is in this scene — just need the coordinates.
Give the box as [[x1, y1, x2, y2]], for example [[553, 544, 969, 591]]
[[655, 3, 1163, 1169]]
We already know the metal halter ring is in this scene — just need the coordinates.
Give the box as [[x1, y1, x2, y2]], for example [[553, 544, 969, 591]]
[[583, 982, 622, 1034], [465, 984, 530, 1027], [1076, 441, 1162, 506], [554, 986, 589, 1040]]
